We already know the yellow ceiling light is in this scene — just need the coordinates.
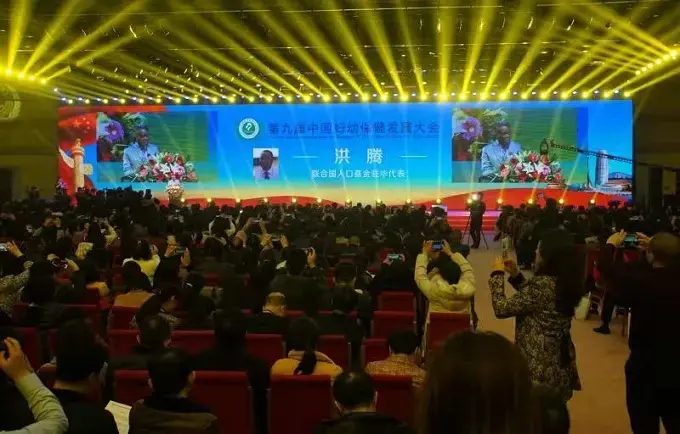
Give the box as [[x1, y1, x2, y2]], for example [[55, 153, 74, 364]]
[[361, 94, 369, 102], [560, 92, 569, 100], [521, 93, 528, 100], [400, 94, 409, 102], [380, 93, 389, 102], [303, 95, 312, 102], [285, 95, 293, 102], [499, 92, 508, 100]]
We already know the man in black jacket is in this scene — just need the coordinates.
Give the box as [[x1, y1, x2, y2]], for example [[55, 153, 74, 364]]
[[315, 371, 414, 434], [317, 287, 364, 367], [247, 292, 287, 334], [598, 231, 680, 433], [51, 320, 118, 434], [270, 248, 329, 313], [193, 309, 269, 434]]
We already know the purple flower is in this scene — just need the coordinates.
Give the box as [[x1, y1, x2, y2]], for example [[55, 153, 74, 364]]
[[456, 116, 483, 141], [104, 120, 124, 142]]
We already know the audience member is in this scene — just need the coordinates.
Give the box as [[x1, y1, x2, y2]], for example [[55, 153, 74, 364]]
[[51, 320, 117, 434], [271, 317, 342, 378], [0, 336, 69, 433], [270, 248, 328, 311], [419, 331, 537, 434], [247, 292, 287, 334], [195, 237, 224, 275], [111, 315, 171, 370], [597, 231, 680, 432], [534, 385, 570, 434], [316, 287, 364, 366], [0, 242, 33, 317], [333, 262, 373, 324], [129, 349, 219, 434], [123, 240, 161, 283], [193, 309, 269, 434], [315, 371, 415, 434], [134, 286, 182, 329], [365, 330, 425, 389], [113, 262, 153, 308], [415, 240, 476, 344], [489, 229, 584, 401], [177, 273, 215, 330]]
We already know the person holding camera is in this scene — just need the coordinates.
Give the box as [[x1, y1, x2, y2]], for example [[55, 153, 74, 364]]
[[597, 230, 680, 433], [0, 336, 69, 433], [415, 240, 476, 343]]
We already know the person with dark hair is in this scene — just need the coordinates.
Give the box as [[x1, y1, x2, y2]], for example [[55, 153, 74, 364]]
[[533, 385, 570, 434], [76, 259, 110, 298], [480, 120, 523, 179], [270, 247, 328, 312], [597, 231, 680, 433], [195, 237, 225, 275], [415, 240, 475, 343], [193, 309, 269, 434], [316, 287, 364, 367], [419, 331, 537, 434], [109, 314, 172, 382], [123, 239, 160, 283], [133, 286, 182, 329], [0, 241, 33, 317], [271, 317, 342, 378], [50, 320, 118, 434], [315, 371, 415, 434], [489, 229, 584, 401], [365, 330, 425, 389], [113, 261, 153, 308], [129, 349, 219, 434], [0, 335, 69, 433], [247, 292, 287, 334], [333, 262, 373, 327], [177, 274, 215, 330]]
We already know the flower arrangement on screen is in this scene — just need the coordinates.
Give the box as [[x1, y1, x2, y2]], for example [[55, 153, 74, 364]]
[[497, 150, 563, 184], [133, 152, 199, 183], [452, 108, 508, 161], [96, 112, 148, 162]]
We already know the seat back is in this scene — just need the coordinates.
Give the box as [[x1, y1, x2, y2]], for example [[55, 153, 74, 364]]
[[378, 291, 415, 311], [114, 370, 151, 405], [12, 302, 29, 321], [427, 312, 470, 350], [62, 304, 101, 331], [318, 335, 350, 369], [245, 334, 284, 366], [269, 375, 333, 434], [362, 338, 389, 366], [372, 375, 414, 425], [81, 288, 101, 305], [286, 310, 305, 320], [171, 330, 215, 355], [108, 329, 139, 358], [372, 311, 415, 338], [109, 306, 138, 329], [17, 327, 41, 369], [193, 371, 253, 434]]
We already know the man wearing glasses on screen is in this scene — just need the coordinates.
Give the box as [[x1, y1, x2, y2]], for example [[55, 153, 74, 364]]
[[253, 149, 279, 180], [480, 121, 523, 181], [123, 126, 160, 179]]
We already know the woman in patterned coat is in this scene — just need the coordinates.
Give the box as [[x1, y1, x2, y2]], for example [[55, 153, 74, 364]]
[[489, 229, 584, 401]]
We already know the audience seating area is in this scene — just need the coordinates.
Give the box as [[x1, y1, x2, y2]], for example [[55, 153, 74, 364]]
[[13, 256, 473, 434]]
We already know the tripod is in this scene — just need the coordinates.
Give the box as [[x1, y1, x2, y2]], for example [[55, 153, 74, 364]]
[[462, 212, 489, 249]]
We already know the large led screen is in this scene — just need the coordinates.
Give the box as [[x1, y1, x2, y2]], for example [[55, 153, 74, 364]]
[[58, 100, 633, 205]]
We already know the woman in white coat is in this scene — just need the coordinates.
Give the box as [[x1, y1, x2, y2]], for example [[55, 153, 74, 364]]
[[414, 240, 476, 325]]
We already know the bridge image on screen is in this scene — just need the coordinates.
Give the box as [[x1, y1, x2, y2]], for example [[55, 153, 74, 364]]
[[57, 100, 633, 207]]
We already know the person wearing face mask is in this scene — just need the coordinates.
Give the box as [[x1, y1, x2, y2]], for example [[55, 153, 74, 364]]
[[597, 231, 680, 434], [488, 229, 585, 402]]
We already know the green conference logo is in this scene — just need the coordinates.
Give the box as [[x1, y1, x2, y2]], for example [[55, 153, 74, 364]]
[[239, 118, 260, 139]]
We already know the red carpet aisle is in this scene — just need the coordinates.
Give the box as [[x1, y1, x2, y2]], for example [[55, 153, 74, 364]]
[[467, 238, 634, 434]]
